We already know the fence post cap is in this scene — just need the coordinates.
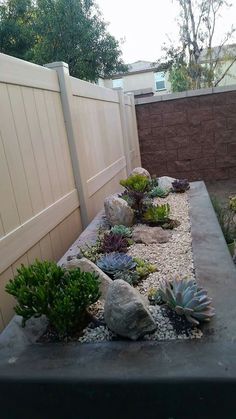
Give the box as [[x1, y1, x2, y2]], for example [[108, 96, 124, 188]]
[[44, 62, 69, 72]]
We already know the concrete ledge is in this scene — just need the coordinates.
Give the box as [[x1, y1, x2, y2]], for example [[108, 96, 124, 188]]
[[135, 83, 236, 105], [0, 182, 236, 419]]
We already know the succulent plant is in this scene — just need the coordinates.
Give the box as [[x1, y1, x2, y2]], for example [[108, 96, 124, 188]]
[[162, 219, 181, 230], [97, 252, 136, 275], [120, 174, 150, 193], [113, 270, 141, 285], [148, 176, 159, 190], [148, 186, 169, 198], [100, 232, 128, 253], [80, 242, 102, 263], [172, 179, 190, 193], [133, 258, 157, 278], [111, 225, 132, 238], [148, 287, 163, 305], [143, 203, 170, 225], [159, 278, 215, 325]]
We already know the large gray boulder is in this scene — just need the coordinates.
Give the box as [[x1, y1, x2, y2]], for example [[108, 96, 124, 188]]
[[158, 176, 176, 190], [130, 167, 151, 179], [104, 194, 134, 227], [63, 257, 112, 300], [104, 279, 157, 340], [133, 225, 172, 245]]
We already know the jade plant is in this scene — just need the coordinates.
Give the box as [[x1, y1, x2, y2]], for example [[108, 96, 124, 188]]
[[5, 260, 100, 336], [100, 232, 129, 253], [143, 203, 170, 225], [111, 225, 132, 238], [172, 179, 190, 193], [159, 278, 215, 325], [97, 252, 136, 276]]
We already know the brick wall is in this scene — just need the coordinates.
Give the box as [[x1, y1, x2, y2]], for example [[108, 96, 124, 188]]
[[135, 88, 236, 181]]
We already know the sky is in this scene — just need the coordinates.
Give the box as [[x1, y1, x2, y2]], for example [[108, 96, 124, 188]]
[[96, 0, 236, 64]]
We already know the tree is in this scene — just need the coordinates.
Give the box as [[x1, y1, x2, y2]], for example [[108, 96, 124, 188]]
[[0, 0, 36, 60], [163, 0, 236, 91], [0, 0, 127, 81]]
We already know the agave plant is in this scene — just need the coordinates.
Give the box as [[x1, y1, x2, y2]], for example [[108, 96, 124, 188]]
[[143, 203, 170, 225], [159, 278, 215, 325], [148, 186, 169, 198], [97, 252, 136, 275], [172, 179, 190, 193], [100, 232, 128, 253], [111, 225, 132, 238]]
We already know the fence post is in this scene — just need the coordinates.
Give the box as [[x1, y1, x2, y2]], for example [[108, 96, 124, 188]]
[[45, 61, 89, 228], [128, 93, 141, 167], [117, 89, 132, 176]]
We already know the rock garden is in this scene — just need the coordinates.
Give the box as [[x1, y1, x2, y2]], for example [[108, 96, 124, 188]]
[[5, 167, 215, 344]]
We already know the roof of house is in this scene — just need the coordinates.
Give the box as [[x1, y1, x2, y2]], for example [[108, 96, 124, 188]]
[[199, 43, 236, 63], [111, 60, 166, 79]]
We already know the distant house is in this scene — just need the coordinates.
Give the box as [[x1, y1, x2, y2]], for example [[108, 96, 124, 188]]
[[98, 60, 171, 97]]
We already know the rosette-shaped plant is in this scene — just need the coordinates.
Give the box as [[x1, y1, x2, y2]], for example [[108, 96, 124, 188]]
[[159, 278, 215, 325], [111, 225, 132, 238], [120, 174, 150, 219], [148, 186, 169, 198], [172, 179, 190, 193], [143, 203, 170, 224], [100, 232, 128, 253], [97, 252, 136, 275]]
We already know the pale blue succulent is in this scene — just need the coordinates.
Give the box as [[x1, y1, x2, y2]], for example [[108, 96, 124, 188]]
[[97, 252, 136, 275], [159, 278, 215, 325]]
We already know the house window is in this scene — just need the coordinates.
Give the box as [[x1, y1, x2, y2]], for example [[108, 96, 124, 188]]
[[112, 78, 123, 89], [155, 72, 166, 91]]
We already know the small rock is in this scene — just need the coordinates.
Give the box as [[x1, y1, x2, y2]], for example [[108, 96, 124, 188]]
[[130, 167, 151, 179], [132, 225, 172, 245], [104, 279, 157, 340], [158, 176, 176, 190], [104, 194, 134, 227], [64, 257, 112, 300]]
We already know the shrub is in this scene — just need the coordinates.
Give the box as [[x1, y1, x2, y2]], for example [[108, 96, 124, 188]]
[[100, 232, 128, 253], [5, 260, 100, 336], [159, 278, 215, 325]]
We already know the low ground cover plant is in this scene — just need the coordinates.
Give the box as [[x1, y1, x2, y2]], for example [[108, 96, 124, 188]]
[[143, 203, 171, 225], [6, 260, 100, 336], [172, 179, 190, 193]]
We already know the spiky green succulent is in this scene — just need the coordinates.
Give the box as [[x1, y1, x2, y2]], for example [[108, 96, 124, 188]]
[[97, 252, 136, 275], [113, 270, 141, 285], [159, 278, 215, 325], [143, 203, 170, 224], [120, 174, 150, 193], [111, 225, 132, 238], [148, 186, 169, 198]]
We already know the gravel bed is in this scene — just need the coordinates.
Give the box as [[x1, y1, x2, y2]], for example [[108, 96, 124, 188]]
[[77, 191, 203, 344]]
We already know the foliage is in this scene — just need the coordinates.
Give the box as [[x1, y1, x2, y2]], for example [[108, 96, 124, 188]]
[[148, 176, 159, 190], [229, 196, 236, 213], [97, 252, 136, 276], [80, 241, 102, 263], [120, 174, 151, 219], [143, 203, 170, 225], [100, 232, 128, 254], [111, 225, 132, 238], [133, 258, 157, 278], [161, 0, 236, 90], [148, 287, 163, 305], [5, 260, 100, 335], [172, 179, 190, 193], [159, 277, 215, 325], [211, 196, 236, 244], [0, 0, 127, 81], [148, 186, 169, 198], [113, 270, 141, 286]]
